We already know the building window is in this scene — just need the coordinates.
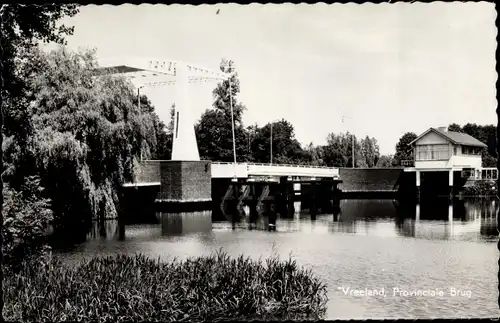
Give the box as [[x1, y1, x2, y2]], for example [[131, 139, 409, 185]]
[[415, 144, 450, 161], [453, 147, 457, 155], [462, 146, 483, 155]]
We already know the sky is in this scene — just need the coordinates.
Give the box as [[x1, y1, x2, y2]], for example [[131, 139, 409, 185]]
[[45, 3, 497, 155]]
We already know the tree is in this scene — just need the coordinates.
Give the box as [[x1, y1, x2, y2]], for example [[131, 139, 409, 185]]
[[196, 109, 249, 162], [1, 4, 80, 318], [147, 102, 174, 160], [196, 58, 251, 162], [323, 132, 370, 167], [376, 155, 394, 168], [323, 132, 348, 167], [213, 58, 245, 123], [359, 136, 380, 168], [303, 143, 326, 166], [448, 123, 497, 167], [3, 47, 163, 247], [393, 132, 418, 166], [245, 124, 259, 161], [448, 123, 462, 132], [250, 119, 307, 164]]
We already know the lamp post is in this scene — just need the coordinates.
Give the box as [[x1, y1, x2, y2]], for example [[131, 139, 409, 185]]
[[137, 86, 144, 161], [352, 133, 355, 169], [342, 115, 355, 168], [270, 122, 273, 165], [221, 59, 237, 182], [269, 119, 281, 165], [229, 76, 237, 181]]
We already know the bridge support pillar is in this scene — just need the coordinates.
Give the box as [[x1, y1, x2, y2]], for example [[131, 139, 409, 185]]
[[294, 181, 301, 196], [275, 176, 290, 217], [310, 181, 317, 219], [156, 161, 212, 211], [287, 180, 295, 217], [248, 184, 259, 226], [448, 202, 453, 223], [448, 169, 454, 199], [416, 170, 421, 201]]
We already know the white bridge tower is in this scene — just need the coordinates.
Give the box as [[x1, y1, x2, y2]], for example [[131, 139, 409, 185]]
[[96, 57, 230, 161]]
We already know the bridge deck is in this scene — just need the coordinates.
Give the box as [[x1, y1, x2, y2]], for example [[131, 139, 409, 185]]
[[123, 182, 161, 187], [123, 161, 341, 186], [211, 162, 340, 179]]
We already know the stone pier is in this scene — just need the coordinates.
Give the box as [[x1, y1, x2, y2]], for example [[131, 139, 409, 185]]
[[130, 160, 213, 211]]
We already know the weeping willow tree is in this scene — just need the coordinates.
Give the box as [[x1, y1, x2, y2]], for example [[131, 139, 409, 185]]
[[2, 46, 165, 242], [1, 5, 81, 318]]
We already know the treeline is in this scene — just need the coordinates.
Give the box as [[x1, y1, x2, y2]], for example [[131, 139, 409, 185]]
[[186, 70, 496, 168], [448, 123, 497, 167], [152, 59, 385, 168]]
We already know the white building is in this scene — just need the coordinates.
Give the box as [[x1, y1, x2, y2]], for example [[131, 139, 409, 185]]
[[404, 127, 497, 192]]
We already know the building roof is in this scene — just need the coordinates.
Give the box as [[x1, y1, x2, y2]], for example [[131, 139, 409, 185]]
[[409, 127, 488, 148]]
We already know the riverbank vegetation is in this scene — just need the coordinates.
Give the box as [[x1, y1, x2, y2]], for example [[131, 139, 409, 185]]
[[3, 252, 328, 322], [2, 44, 172, 245], [462, 181, 498, 197]]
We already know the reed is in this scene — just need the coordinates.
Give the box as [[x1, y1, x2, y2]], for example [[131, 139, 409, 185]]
[[3, 251, 328, 322]]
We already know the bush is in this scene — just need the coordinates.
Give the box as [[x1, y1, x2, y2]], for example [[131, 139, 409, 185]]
[[462, 180, 497, 197], [2, 176, 53, 270], [4, 251, 328, 322]]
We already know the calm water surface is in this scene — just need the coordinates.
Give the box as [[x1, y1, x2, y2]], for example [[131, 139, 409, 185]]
[[54, 198, 500, 319]]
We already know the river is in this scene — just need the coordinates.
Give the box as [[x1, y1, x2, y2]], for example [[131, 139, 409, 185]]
[[53, 198, 499, 319]]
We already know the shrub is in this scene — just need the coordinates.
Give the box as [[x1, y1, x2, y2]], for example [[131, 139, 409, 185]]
[[462, 180, 497, 197], [2, 176, 53, 270], [4, 251, 328, 322]]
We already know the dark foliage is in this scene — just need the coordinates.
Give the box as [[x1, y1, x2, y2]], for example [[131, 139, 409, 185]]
[[4, 252, 328, 322]]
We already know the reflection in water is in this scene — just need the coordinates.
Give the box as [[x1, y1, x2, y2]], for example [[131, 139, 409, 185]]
[[84, 199, 499, 244], [393, 198, 498, 242], [57, 198, 499, 320], [158, 211, 212, 236], [87, 219, 125, 241], [329, 200, 398, 236]]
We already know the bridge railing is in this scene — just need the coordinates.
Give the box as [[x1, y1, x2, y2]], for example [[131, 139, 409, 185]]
[[211, 161, 338, 170], [211, 162, 249, 178], [401, 160, 415, 167], [474, 167, 498, 181], [211, 161, 340, 178]]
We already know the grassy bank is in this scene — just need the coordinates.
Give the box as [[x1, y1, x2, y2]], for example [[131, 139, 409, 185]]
[[4, 251, 328, 322]]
